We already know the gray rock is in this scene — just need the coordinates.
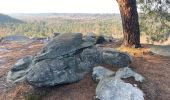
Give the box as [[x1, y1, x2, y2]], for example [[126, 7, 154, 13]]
[[1, 35, 31, 43], [150, 45, 170, 57], [15, 47, 132, 87], [96, 77, 144, 100], [80, 47, 102, 69], [7, 70, 28, 83], [26, 56, 87, 87], [101, 48, 132, 68], [11, 56, 32, 72], [7, 33, 134, 88], [92, 66, 145, 100], [80, 47, 132, 68], [92, 66, 115, 82], [115, 67, 145, 82], [7, 56, 32, 83], [34, 33, 94, 62], [7, 33, 96, 87]]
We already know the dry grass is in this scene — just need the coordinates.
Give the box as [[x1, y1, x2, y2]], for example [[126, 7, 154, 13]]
[[117, 45, 150, 57]]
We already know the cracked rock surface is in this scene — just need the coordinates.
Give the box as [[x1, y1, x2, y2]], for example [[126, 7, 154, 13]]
[[7, 33, 132, 87]]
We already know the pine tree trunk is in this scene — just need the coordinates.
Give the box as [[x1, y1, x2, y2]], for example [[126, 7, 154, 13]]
[[117, 0, 141, 48]]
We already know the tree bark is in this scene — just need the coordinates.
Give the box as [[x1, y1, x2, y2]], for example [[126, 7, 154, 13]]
[[117, 0, 141, 48]]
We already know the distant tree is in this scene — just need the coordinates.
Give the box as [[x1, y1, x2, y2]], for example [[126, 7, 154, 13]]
[[117, 0, 141, 48]]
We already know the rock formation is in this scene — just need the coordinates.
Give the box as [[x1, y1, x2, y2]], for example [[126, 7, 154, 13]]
[[7, 33, 132, 87]]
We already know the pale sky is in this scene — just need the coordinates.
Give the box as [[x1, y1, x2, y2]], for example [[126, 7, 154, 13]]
[[0, 0, 120, 14]]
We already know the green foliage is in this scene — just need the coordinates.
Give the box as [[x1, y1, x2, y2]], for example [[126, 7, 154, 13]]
[[139, 0, 170, 42], [0, 14, 123, 38]]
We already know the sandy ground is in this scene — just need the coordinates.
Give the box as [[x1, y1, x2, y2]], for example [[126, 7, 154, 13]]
[[0, 42, 170, 100]]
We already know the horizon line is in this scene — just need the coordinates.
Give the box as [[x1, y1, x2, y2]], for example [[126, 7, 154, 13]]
[[5, 12, 120, 15]]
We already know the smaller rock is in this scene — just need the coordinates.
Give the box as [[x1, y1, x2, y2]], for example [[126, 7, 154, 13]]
[[11, 56, 32, 72], [7, 70, 28, 83], [101, 48, 132, 68], [92, 66, 115, 82], [96, 77, 144, 100], [7, 56, 32, 83], [115, 67, 145, 82]]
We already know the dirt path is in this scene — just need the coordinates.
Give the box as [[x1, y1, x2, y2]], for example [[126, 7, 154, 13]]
[[0, 42, 170, 100], [132, 54, 170, 100]]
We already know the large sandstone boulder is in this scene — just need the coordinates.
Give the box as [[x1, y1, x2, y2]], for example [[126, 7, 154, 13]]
[[27, 33, 97, 87], [7, 33, 133, 87]]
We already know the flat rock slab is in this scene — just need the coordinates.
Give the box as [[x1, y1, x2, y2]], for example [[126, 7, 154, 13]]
[[150, 45, 170, 57], [1, 35, 32, 43]]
